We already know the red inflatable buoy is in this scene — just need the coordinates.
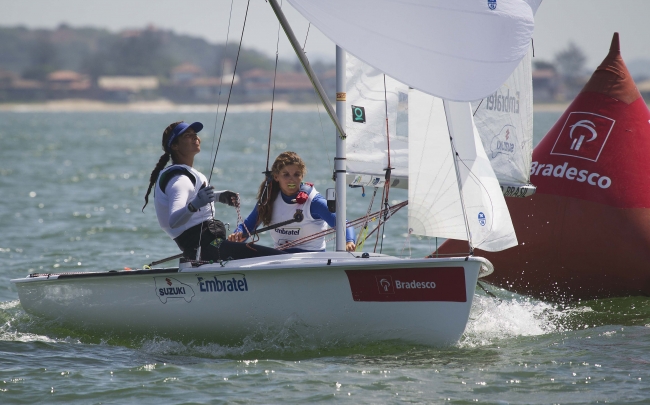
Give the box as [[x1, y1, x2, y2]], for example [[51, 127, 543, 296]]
[[440, 33, 650, 301]]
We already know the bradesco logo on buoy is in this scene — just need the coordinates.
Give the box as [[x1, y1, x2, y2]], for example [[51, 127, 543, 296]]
[[533, 111, 615, 190], [530, 161, 612, 189], [550, 111, 615, 162]]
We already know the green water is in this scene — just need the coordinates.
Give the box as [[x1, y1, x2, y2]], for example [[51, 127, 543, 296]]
[[1, 111, 649, 404]]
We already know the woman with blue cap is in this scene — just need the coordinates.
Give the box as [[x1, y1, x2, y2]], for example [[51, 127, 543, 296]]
[[143, 121, 284, 262]]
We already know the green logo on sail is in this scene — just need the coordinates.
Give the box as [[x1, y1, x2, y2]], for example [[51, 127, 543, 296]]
[[351, 105, 366, 123]]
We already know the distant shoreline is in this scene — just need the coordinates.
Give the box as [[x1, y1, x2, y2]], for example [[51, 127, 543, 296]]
[[0, 99, 577, 113], [0, 99, 324, 113]]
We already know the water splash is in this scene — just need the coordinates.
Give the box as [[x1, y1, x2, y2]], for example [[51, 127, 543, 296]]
[[460, 288, 571, 347]]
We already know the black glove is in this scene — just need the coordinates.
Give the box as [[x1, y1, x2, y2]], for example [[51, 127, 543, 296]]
[[216, 190, 239, 207]]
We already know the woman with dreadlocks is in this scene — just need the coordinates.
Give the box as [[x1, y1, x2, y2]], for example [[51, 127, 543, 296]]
[[228, 151, 356, 253], [143, 121, 285, 261]]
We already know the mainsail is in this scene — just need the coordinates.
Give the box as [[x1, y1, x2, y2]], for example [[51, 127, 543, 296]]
[[287, 0, 539, 102], [346, 55, 408, 189]]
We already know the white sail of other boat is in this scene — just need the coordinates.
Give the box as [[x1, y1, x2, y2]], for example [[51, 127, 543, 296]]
[[472, 50, 537, 198], [287, 0, 540, 102]]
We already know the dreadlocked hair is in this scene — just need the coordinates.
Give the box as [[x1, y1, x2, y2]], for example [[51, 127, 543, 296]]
[[256, 151, 306, 226], [142, 121, 183, 211]]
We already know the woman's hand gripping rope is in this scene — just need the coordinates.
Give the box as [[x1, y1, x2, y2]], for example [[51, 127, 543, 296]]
[[228, 194, 256, 244]]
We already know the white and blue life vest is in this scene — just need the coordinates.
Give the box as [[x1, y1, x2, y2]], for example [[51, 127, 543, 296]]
[[270, 186, 328, 251], [154, 164, 213, 239]]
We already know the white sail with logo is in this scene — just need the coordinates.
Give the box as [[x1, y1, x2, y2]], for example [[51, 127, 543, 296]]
[[472, 50, 537, 198], [287, 0, 539, 102], [408, 92, 518, 251]]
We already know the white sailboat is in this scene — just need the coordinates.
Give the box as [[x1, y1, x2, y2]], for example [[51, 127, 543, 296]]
[[11, 0, 540, 346]]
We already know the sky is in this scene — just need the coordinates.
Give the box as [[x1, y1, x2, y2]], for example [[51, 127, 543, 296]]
[[1, 0, 649, 69]]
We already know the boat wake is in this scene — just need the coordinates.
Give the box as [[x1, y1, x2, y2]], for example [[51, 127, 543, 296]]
[[462, 294, 566, 348], [3, 292, 648, 358], [462, 284, 650, 348]]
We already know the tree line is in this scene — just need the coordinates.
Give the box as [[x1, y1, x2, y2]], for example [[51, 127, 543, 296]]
[[0, 24, 332, 84]]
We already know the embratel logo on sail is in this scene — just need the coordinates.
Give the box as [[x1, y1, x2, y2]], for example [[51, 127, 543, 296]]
[[550, 112, 615, 162]]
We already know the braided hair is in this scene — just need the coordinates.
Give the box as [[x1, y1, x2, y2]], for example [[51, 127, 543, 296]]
[[256, 151, 306, 226], [142, 121, 183, 211]]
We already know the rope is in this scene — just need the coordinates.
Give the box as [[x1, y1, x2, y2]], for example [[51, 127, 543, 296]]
[[356, 187, 378, 248], [277, 200, 407, 250], [374, 74, 394, 253]]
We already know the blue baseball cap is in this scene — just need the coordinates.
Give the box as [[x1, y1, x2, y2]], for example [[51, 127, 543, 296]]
[[167, 121, 203, 149]]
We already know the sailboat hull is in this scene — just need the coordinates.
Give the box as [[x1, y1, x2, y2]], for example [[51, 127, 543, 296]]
[[12, 253, 490, 346]]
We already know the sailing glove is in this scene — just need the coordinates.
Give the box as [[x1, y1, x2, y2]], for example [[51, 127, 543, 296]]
[[190, 185, 216, 209], [216, 190, 239, 207]]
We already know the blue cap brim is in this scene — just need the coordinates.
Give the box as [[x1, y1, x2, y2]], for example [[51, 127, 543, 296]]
[[167, 121, 203, 149]]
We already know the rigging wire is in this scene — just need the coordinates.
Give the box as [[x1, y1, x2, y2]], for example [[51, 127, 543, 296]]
[[207, 0, 251, 184], [196, 0, 251, 259], [301, 21, 332, 175], [443, 102, 474, 255], [198, 0, 236, 258], [258, 1, 283, 209], [374, 74, 394, 253], [207, 0, 236, 166]]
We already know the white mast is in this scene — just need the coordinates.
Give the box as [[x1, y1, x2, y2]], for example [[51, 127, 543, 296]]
[[268, 0, 348, 251], [335, 46, 347, 251]]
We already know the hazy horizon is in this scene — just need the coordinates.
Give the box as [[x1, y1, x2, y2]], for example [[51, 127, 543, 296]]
[[2, 0, 649, 68]]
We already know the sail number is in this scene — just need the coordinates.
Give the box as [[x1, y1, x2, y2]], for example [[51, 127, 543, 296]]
[[501, 186, 531, 198], [496, 140, 515, 153]]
